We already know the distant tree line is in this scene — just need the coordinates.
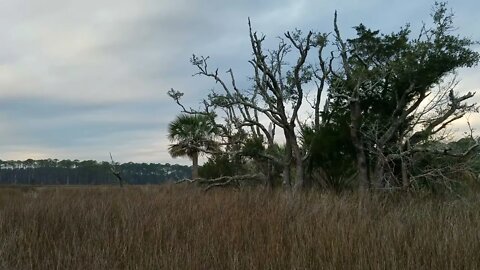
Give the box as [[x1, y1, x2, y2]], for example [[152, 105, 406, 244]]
[[0, 159, 190, 185]]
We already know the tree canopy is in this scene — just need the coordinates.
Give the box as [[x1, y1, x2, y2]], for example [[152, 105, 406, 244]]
[[168, 3, 480, 193]]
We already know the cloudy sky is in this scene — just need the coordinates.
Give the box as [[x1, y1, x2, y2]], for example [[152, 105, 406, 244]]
[[0, 0, 478, 165]]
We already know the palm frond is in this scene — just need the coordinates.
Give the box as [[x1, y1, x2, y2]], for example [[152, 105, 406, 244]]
[[167, 114, 219, 159]]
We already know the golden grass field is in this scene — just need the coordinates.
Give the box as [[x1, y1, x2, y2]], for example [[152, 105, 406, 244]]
[[1, 184, 480, 269]]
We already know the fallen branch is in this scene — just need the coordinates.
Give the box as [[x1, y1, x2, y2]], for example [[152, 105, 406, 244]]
[[175, 178, 198, 184], [175, 173, 266, 191]]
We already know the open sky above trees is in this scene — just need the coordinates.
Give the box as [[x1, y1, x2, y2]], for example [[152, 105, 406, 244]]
[[0, 0, 478, 164]]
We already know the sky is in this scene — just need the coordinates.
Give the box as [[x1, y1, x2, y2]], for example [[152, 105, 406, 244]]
[[0, 0, 479, 165]]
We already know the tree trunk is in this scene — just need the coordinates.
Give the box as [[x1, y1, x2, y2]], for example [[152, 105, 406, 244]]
[[290, 133, 306, 191], [373, 154, 385, 189], [282, 165, 291, 188], [293, 151, 305, 190], [401, 140, 410, 189], [282, 135, 292, 188], [314, 78, 325, 130], [355, 149, 369, 190], [264, 127, 276, 189], [401, 157, 409, 189], [192, 152, 199, 180], [265, 160, 275, 189], [314, 95, 321, 130], [350, 99, 369, 190]]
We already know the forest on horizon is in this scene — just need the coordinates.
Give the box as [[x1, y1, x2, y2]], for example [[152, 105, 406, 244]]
[[0, 159, 190, 185]]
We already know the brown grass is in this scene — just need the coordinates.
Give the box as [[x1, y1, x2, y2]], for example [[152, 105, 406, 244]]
[[0, 185, 480, 269]]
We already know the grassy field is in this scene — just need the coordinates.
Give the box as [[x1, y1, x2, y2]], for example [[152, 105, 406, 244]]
[[1, 185, 480, 269]]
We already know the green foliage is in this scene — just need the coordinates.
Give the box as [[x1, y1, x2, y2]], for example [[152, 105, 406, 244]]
[[323, 3, 479, 190], [168, 114, 218, 159], [241, 136, 265, 158], [199, 155, 237, 179], [302, 124, 356, 190], [329, 3, 479, 137]]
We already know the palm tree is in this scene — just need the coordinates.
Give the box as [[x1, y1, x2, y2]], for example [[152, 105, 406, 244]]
[[168, 114, 218, 179]]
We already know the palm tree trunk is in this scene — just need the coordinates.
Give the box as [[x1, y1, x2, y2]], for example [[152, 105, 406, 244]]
[[192, 152, 199, 179]]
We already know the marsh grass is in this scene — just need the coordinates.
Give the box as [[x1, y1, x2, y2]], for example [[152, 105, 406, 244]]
[[0, 185, 479, 269]]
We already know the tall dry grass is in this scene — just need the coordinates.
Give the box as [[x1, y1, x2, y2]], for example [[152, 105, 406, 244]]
[[0, 185, 479, 269]]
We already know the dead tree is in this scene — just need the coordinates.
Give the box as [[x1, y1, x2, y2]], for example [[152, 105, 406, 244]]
[[170, 19, 331, 191], [109, 153, 124, 187], [192, 19, 319, 190]]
